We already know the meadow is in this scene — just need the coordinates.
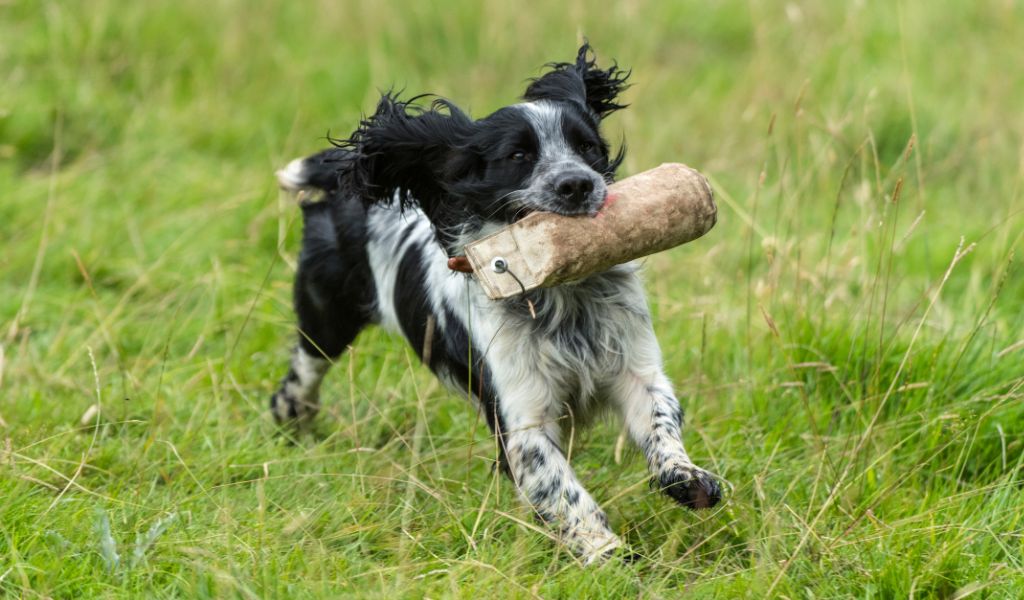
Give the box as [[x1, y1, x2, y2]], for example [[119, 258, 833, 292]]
[[2, 0, 1023, 597]]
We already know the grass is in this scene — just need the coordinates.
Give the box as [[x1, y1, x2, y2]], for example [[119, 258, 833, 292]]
[[2, 0, 1023, 597]]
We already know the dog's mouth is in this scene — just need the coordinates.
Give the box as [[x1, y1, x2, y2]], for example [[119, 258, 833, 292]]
[[508, 189, 608, 222]]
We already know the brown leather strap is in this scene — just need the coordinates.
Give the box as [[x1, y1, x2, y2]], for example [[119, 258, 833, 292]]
[[447, 256, 474, 273]]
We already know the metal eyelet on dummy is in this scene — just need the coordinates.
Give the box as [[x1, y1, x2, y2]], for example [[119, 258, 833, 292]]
[[488, 256, 535, 319]]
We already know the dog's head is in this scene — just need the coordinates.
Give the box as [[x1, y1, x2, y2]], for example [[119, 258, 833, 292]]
[[342, 44, 629, 254]]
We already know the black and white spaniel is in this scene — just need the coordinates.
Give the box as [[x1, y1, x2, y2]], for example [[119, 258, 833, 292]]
[[272, 44, 721, 563]]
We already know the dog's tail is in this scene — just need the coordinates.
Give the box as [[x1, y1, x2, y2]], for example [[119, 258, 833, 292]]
[[276, 148, 354, 194]]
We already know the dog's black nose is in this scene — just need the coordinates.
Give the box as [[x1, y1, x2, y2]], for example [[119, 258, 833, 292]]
[[555, 175, 594, 204]]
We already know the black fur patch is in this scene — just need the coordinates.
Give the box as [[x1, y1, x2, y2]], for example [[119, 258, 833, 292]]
[[391, 242, 509, 465], [293, 199, 376, 358]]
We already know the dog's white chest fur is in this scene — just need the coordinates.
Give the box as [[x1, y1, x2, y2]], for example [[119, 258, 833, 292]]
[[366, 205, 655, 420]]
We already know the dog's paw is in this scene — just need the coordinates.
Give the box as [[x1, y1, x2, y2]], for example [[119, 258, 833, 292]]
[[577, 533, 624, 566], [579, 541, 643, 566], [269, 389, 320, 432], [656, 464, 722, 510], [270, 390, 289, 424], [614, 546, 644, 565]]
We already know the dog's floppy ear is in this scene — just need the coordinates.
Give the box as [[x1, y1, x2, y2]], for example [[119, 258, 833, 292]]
[[523, 43, 630, 120], [340, 93, 474, 215]]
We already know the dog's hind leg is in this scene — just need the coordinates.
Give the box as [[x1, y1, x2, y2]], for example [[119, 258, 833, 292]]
[[271, 344, 332, 425], [271, 201, 374, 426]]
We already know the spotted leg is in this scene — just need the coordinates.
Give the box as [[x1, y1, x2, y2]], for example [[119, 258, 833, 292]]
[[271, 346, 332, 424], [271, 201, 373, 426], [498, 386, 622, 563], [609, 331, 721, 509]]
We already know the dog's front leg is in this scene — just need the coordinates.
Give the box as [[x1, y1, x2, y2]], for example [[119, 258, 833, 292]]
[[498, 392, 621, 563], [609, 331, 722, 509]]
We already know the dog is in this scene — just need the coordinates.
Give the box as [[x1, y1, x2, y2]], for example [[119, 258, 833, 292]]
[[271, 44, 721, 562]]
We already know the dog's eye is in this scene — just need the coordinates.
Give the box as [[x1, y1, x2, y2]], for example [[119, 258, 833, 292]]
[[577, 142, 595, 154], [509, 151, 527, 161]]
